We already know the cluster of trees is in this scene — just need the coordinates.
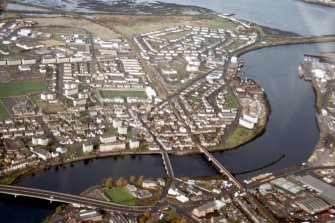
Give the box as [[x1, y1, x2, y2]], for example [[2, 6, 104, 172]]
[[138, 212, 187, 223], [102, 175, 145, 188]]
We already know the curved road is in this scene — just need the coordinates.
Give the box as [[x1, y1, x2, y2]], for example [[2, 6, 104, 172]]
[[0, 184, 152, 213]]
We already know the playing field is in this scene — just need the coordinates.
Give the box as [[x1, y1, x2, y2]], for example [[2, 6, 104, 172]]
[[104, 187, 136, 205], [0, 103, 10, 119], [0, 80, 45, 97], [100, 89, 147, 99]]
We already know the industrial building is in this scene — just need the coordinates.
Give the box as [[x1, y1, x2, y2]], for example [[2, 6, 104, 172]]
[[270, 177, 305, 196]]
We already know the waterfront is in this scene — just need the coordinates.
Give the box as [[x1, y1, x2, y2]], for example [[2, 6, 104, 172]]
[[0, 0, 335, 222], [1, 42, 334, 222], [14, 0, 335, 36], [155, 0, 335, 36]]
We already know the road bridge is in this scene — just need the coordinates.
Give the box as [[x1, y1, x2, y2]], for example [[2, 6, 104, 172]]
[[197, 143, 278, 223], [197, 143, 244, 190], [0, 184, 151, 213]]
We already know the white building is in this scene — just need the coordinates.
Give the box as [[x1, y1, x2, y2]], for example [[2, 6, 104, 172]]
[[118, 126, 128, 135], [243, 114, 258, 124], [239, 118, 254, 129], [30, 148, 51, 161], [41, 92, 56, 101], [32, 135, 49, 146], [99, 142, 126, 152], [113, 119, 122, 128], [82, 142, 94, 153], [142, 180, 158, 189], [100, 135, 117, 144], [129, 138, 140, 149]]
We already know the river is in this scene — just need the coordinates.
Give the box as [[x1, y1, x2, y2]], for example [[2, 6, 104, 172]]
[[1, 0, 335, 222]]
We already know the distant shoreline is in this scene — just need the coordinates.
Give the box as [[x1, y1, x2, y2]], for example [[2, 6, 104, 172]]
[[302, 0, 335, 8]]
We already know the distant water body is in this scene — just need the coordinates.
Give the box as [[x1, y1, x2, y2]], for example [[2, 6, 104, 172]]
[[12, 0, 335, 35], [160, 0, 335, 36]]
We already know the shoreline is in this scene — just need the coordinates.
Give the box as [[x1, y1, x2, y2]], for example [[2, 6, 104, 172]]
[[1, 32, 334, 186], [302, 0, 335, 8], [0, 3, 334, 187]]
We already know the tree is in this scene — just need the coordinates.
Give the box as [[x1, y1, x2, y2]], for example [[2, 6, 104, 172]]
[[105, 177, 113, 188], [129, 175, 136, 184], [116, 177, 124, 187], [179, 218, 188, 223], [101, 178, 107, 185], [137, 175, 144, 187], [122, 179, 129, 186]]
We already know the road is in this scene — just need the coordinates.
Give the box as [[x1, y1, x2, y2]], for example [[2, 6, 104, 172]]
[[0, 184, 152, 213]]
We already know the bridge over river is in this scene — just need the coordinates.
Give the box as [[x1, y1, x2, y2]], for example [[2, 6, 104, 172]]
[[0, 184, 152, 213]]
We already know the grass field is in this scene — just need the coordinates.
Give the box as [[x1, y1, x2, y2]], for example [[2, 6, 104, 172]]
[[224, 126, 254, 148], [224, 39, 247, 51], [100, 89, 147, 99], [225, 92, 239, 108], [161, 30, 190, 40], [105, 187, 136, 205], [0, 103, 10, 119], [104, 127, 118, 136], [29, 94, 41, 103], [14, 95, 30, 102], [0, 80, 45, 97], [192, 14, 237, 30], [109, 15, 192, 37], [109, 14, 237, 37]]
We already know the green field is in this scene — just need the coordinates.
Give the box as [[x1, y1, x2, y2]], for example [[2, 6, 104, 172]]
[[104, 127, 118, 136], [0, 103, 10, 119], [0, 80, 45, 97], [161, 30, 190, 40], [224, 126, 254, 148], [225, 92, 239, 108], [15, 95, 30, 102], [51, 33, 64, 42], [193, 14, 237, 30], [105, 187, 136, 205], [29, 94, 41, 103], [224, 39, 247, 51], [100, 89, 147, 99]]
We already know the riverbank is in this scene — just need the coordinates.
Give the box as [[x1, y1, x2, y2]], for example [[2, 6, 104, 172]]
[[299, 53, 335, 167], [302, 0, 335, 7], [1, 20, 333, 187]]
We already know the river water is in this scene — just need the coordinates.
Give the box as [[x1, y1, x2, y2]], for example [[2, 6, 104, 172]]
[[1, 0, 335, 222]]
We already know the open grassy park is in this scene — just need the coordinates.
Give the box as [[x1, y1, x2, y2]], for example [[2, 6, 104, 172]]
[[104, 187, 136, 205], [0, 102, 10, 119], [161, 30, 190, 40], [100, 89, 147, 99], [224, 91, 239, 109], [0, 80, 45, 97]]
